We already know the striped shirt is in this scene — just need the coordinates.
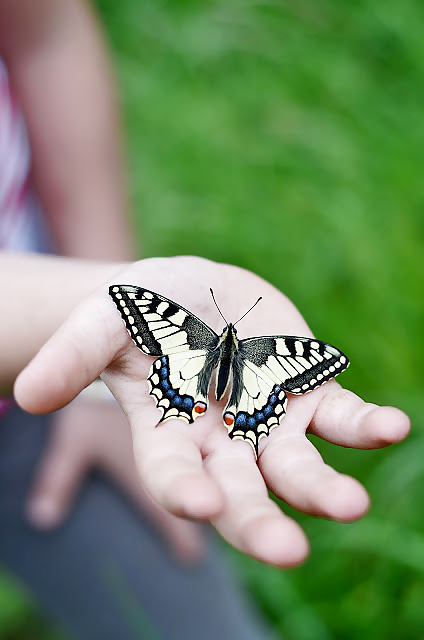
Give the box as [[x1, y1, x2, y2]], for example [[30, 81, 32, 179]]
[[0, 60, 33, 416], [0, 60, 35, 251]]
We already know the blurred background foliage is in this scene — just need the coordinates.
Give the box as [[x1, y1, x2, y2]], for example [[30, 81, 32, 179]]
[[2, 0, 423, 638]]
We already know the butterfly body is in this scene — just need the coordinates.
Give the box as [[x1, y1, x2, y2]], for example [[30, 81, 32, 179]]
[[214, 323, 238, 401], [109, 285, 349, 457]]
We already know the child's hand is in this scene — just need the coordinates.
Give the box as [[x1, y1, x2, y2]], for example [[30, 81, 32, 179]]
[[15, 256, 410, 566]]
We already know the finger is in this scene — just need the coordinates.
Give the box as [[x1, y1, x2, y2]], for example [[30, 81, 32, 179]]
[[94, 406, 206, 563], [111, 461, 206, 563], [133, 493, 205, 564], [308, 385, 411, 448], [131, 413, 224, 520], [205, 446, 309, 567], [26, 418, 88, 529], [14, 293, 125, 414], [260, 435, 370, 522]]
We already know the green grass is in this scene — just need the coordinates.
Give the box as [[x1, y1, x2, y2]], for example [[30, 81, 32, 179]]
[[2, 0, 424, 637]]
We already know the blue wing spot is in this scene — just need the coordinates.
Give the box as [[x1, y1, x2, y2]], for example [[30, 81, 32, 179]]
[[235, 413, 247, 428], [274, 385, 281, 393], [255, 412, 264, 421], [182, 397, 194, 410], [269, 394, 277, 405], [263, 406, 272, 416], [151, 355, 198, 422], [247, 417, 256, 428]]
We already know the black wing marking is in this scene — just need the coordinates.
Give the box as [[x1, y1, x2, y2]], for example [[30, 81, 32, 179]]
[[109, 285, 219, 422], [109, 285, 218, 356], [240, 335, 349, 394], [223, 352, 287, 458]]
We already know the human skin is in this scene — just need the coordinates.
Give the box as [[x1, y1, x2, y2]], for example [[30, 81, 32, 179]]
[[12, 253, 411, 567], [1, 251, 204, 559]]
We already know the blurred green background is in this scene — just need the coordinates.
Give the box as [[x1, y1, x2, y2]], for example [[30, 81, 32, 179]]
[[2, 0, 423, 638]]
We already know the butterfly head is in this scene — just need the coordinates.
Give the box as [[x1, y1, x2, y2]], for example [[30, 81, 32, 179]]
[[217, 323, 238, 346]]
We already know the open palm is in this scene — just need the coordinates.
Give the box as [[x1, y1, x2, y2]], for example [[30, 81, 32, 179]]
[[15, 256, 410, 566]]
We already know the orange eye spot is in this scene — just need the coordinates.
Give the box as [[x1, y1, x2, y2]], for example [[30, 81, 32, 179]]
[[224, 413, 235, 426], [194, 402, 207, 414]]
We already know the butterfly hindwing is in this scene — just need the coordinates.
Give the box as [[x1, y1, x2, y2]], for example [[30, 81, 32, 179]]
[[223, 356, 287, 457], [109, 285, 219, 422], [148, 353, 214, 423]]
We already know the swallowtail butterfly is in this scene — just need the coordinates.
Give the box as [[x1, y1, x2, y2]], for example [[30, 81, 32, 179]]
[[109, 285, 349, 457]]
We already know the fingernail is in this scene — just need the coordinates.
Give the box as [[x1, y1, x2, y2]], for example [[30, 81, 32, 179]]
[[26, 498, 62, 529]]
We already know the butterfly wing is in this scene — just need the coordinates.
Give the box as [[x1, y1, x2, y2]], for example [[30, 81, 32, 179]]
[[240, 335, 349, 393], [223, 354, 287, 457], [109, 285, 219, 423], [223, 335, 349, 457]]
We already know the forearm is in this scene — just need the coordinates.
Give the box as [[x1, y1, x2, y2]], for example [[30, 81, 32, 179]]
[[0, 252, 124, 392], [0, 0, 133, 260]]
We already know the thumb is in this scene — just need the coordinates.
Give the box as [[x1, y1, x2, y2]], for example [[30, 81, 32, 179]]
[[14, 293, 123, 414], [26, 418, 88, 529]]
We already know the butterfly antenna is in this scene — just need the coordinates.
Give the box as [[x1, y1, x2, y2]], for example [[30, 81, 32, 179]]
[[234, 296, 263, 326], [210, 288, 228, 326]]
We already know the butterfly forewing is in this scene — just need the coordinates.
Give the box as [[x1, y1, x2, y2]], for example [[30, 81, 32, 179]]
[[109, 286, 218, 423], [240, 335, 349, 394], [223, 355, 287, 457], [109, 285, 218, 356]]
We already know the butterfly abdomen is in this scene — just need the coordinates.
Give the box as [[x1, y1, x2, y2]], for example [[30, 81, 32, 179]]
[[215, 325, 239, 401]]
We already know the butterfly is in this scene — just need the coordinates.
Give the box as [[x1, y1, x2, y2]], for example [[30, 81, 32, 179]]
[[109, 285, 349, 457]]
